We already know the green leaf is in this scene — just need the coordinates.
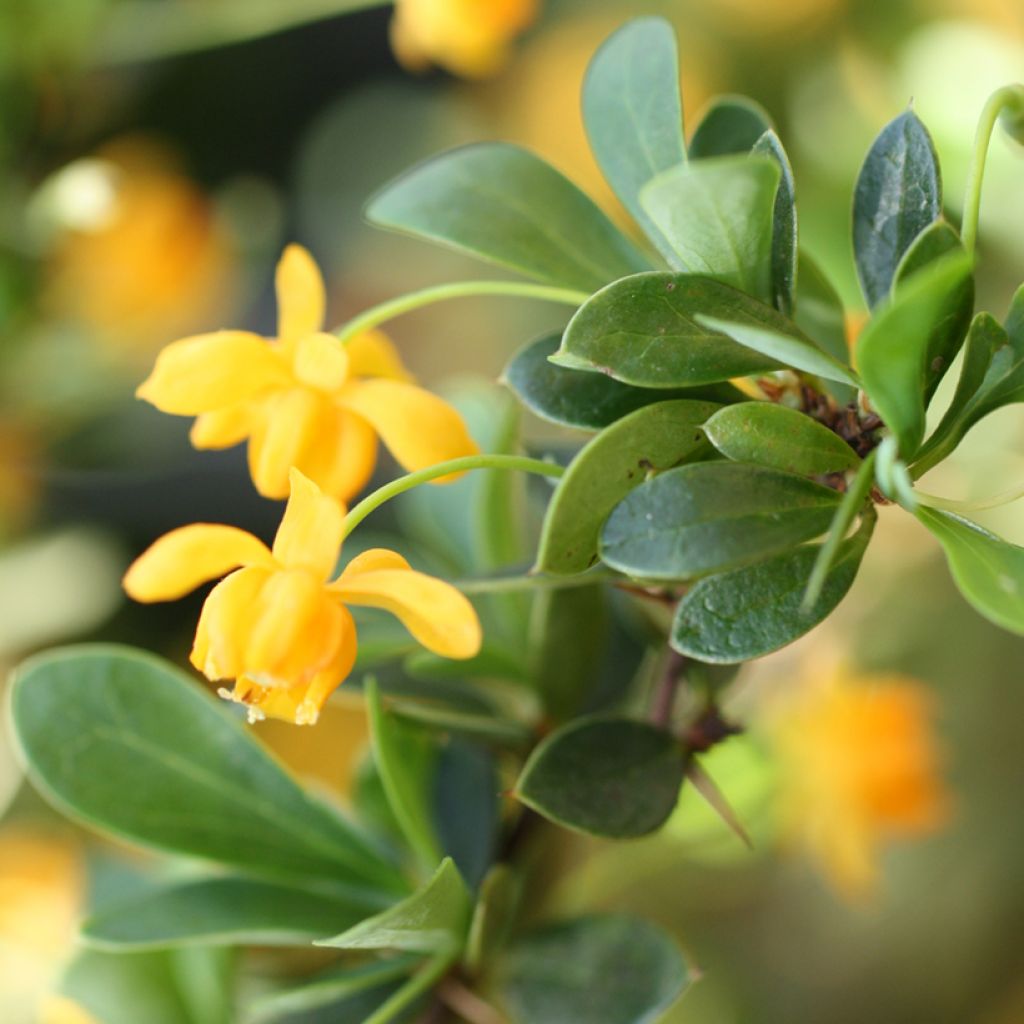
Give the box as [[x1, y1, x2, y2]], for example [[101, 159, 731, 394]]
[[697, 314, 859, 387], [82, 876, 378, 951], [515, 717, 685, 838], [853, 109, 942, 308], [856, 252, 972, 457], [317, 858, 471, 953], [600, 462, 842, 581], [498, 914, 689, 1024], [528, 584, 610, 720], [582, 17, 687, 265], [688, 95, 773, 159], [249, 959, 418, 1024], [503, 333, 741, 431], [671, 515, 873, 662], [916, 507, 1024, 635], [556, 272, 791, 387], [366, 143, 649, 293], [10, 646, 403, 892], [366, 677, 441, 868], [537, 399, 719, 574], [893, 221, 974, 401], [703, 403, 861, 475], [640, 155, 780, 301], [466, 865, 522, 974], [794, 253, 848, 366], [752, 129, 797, 315]]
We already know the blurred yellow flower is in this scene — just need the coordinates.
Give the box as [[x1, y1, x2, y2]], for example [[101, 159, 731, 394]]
[[44, 139, 233, 356], [37, 997, 101, 1024], [390, 0, 537, 78], [769, 663, 951, 900], [137, 244, 477, 500], [124, 468, 481, 725]]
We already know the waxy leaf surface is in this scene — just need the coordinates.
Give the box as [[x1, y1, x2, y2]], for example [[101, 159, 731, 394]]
[[688, 95, 773, 158], [752, 129, 797, 314]]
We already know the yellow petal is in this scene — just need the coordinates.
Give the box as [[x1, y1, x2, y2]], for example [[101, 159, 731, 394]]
[[136, 331, 287, 415], [297, 406, 379, 502], [272, 468, 345, 579], [191, 566, 270, 679], [190, 403, 252, 449], [339, 548, 411, 575], [293, 332, 350, 392], [124, 524, 271, 602], [347, 328, 413, 382], [340, 379, 478, 477], [276, 244, 325, 345], [246, 388, 322, 499], [332, 567, 481, 659]]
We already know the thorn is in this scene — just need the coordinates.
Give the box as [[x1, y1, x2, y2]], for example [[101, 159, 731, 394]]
[[686, 761, 753, 850]]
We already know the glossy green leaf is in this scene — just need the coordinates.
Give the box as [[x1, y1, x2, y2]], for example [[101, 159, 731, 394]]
[[752, 129, 797, 315], [600, 462, 842, 581], [317, 858, 471, 953], [366, 143, 649, 292], [528, 584, 610, 720], [697, 315, 859, 387], [856, 252, 972, 457], [916, 507, 1024, 635], [688, 95, 773, 158], [366, 678, 441, 868], [853, 109, 942, 308], [499, 914, 689, 1024], [537, 399, 719, 574], [795, 252, 849, 365], [893, 221, 974, 401], [515, 717, 685, 838], [555, 273, 790, 387], [671, 516, 873, 662], [640, 155, 780, 301], [503, 333, 740, 431], [582, 17, 687, 265], [703, 403, 861, 475], [82, 877, 378, 951], [10, 646, 402, 892]]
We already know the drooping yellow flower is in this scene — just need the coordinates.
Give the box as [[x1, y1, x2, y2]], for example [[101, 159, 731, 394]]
[[769, 662, 951, 900], [123, 469, 481, 726], [390, 0, 538, 78], [136, 245, 478, 501]]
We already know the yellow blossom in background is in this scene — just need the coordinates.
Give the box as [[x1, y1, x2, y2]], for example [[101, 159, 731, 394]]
[[769, 662, 951, 900], [137, 244, 477, 500], [124, 468, 481, 725], [44, 138, 233, 357], [390, 0, 538, 78]]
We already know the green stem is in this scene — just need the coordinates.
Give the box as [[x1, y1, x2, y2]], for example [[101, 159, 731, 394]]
[[334, 281, 589, 345], [341, 454, 564, 539], [362, 950, 456, 1024], [961, 85, 1024, 257], [454, 568, 619, 595]]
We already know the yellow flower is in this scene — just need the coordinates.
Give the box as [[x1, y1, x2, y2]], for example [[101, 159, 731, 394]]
[[136, 245, 478, 501], [769, 663, 951, 900], [123, 469, 481, 726], [390, 0, 538, 78]]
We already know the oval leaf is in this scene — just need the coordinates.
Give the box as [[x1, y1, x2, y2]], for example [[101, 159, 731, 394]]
[[703, 403, 861, 475], [366, 143, 649, 293], [537, 398, 719, 574], [515, 717, 685, 838], [688, 95, 773, 159], [795, 252, 849, 365], [583, 17, 687, 265], [917, 507, 1024, 635], [600, 462, 842, 581], [640, 155, 780, 301], [499, 914, 689, 1024], [9, 645, 403, 891], [671, 519, 872, 662], [857, 252, 972, 457], [82, 876, 378, 951], [503, 333, 740, 430], [853, 109, 942, 308], [556, 272, 792, 387], [752, 129, 797, 315]]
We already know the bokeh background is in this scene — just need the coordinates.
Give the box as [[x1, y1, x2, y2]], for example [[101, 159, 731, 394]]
[[2, 0, 1024, 1021]]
